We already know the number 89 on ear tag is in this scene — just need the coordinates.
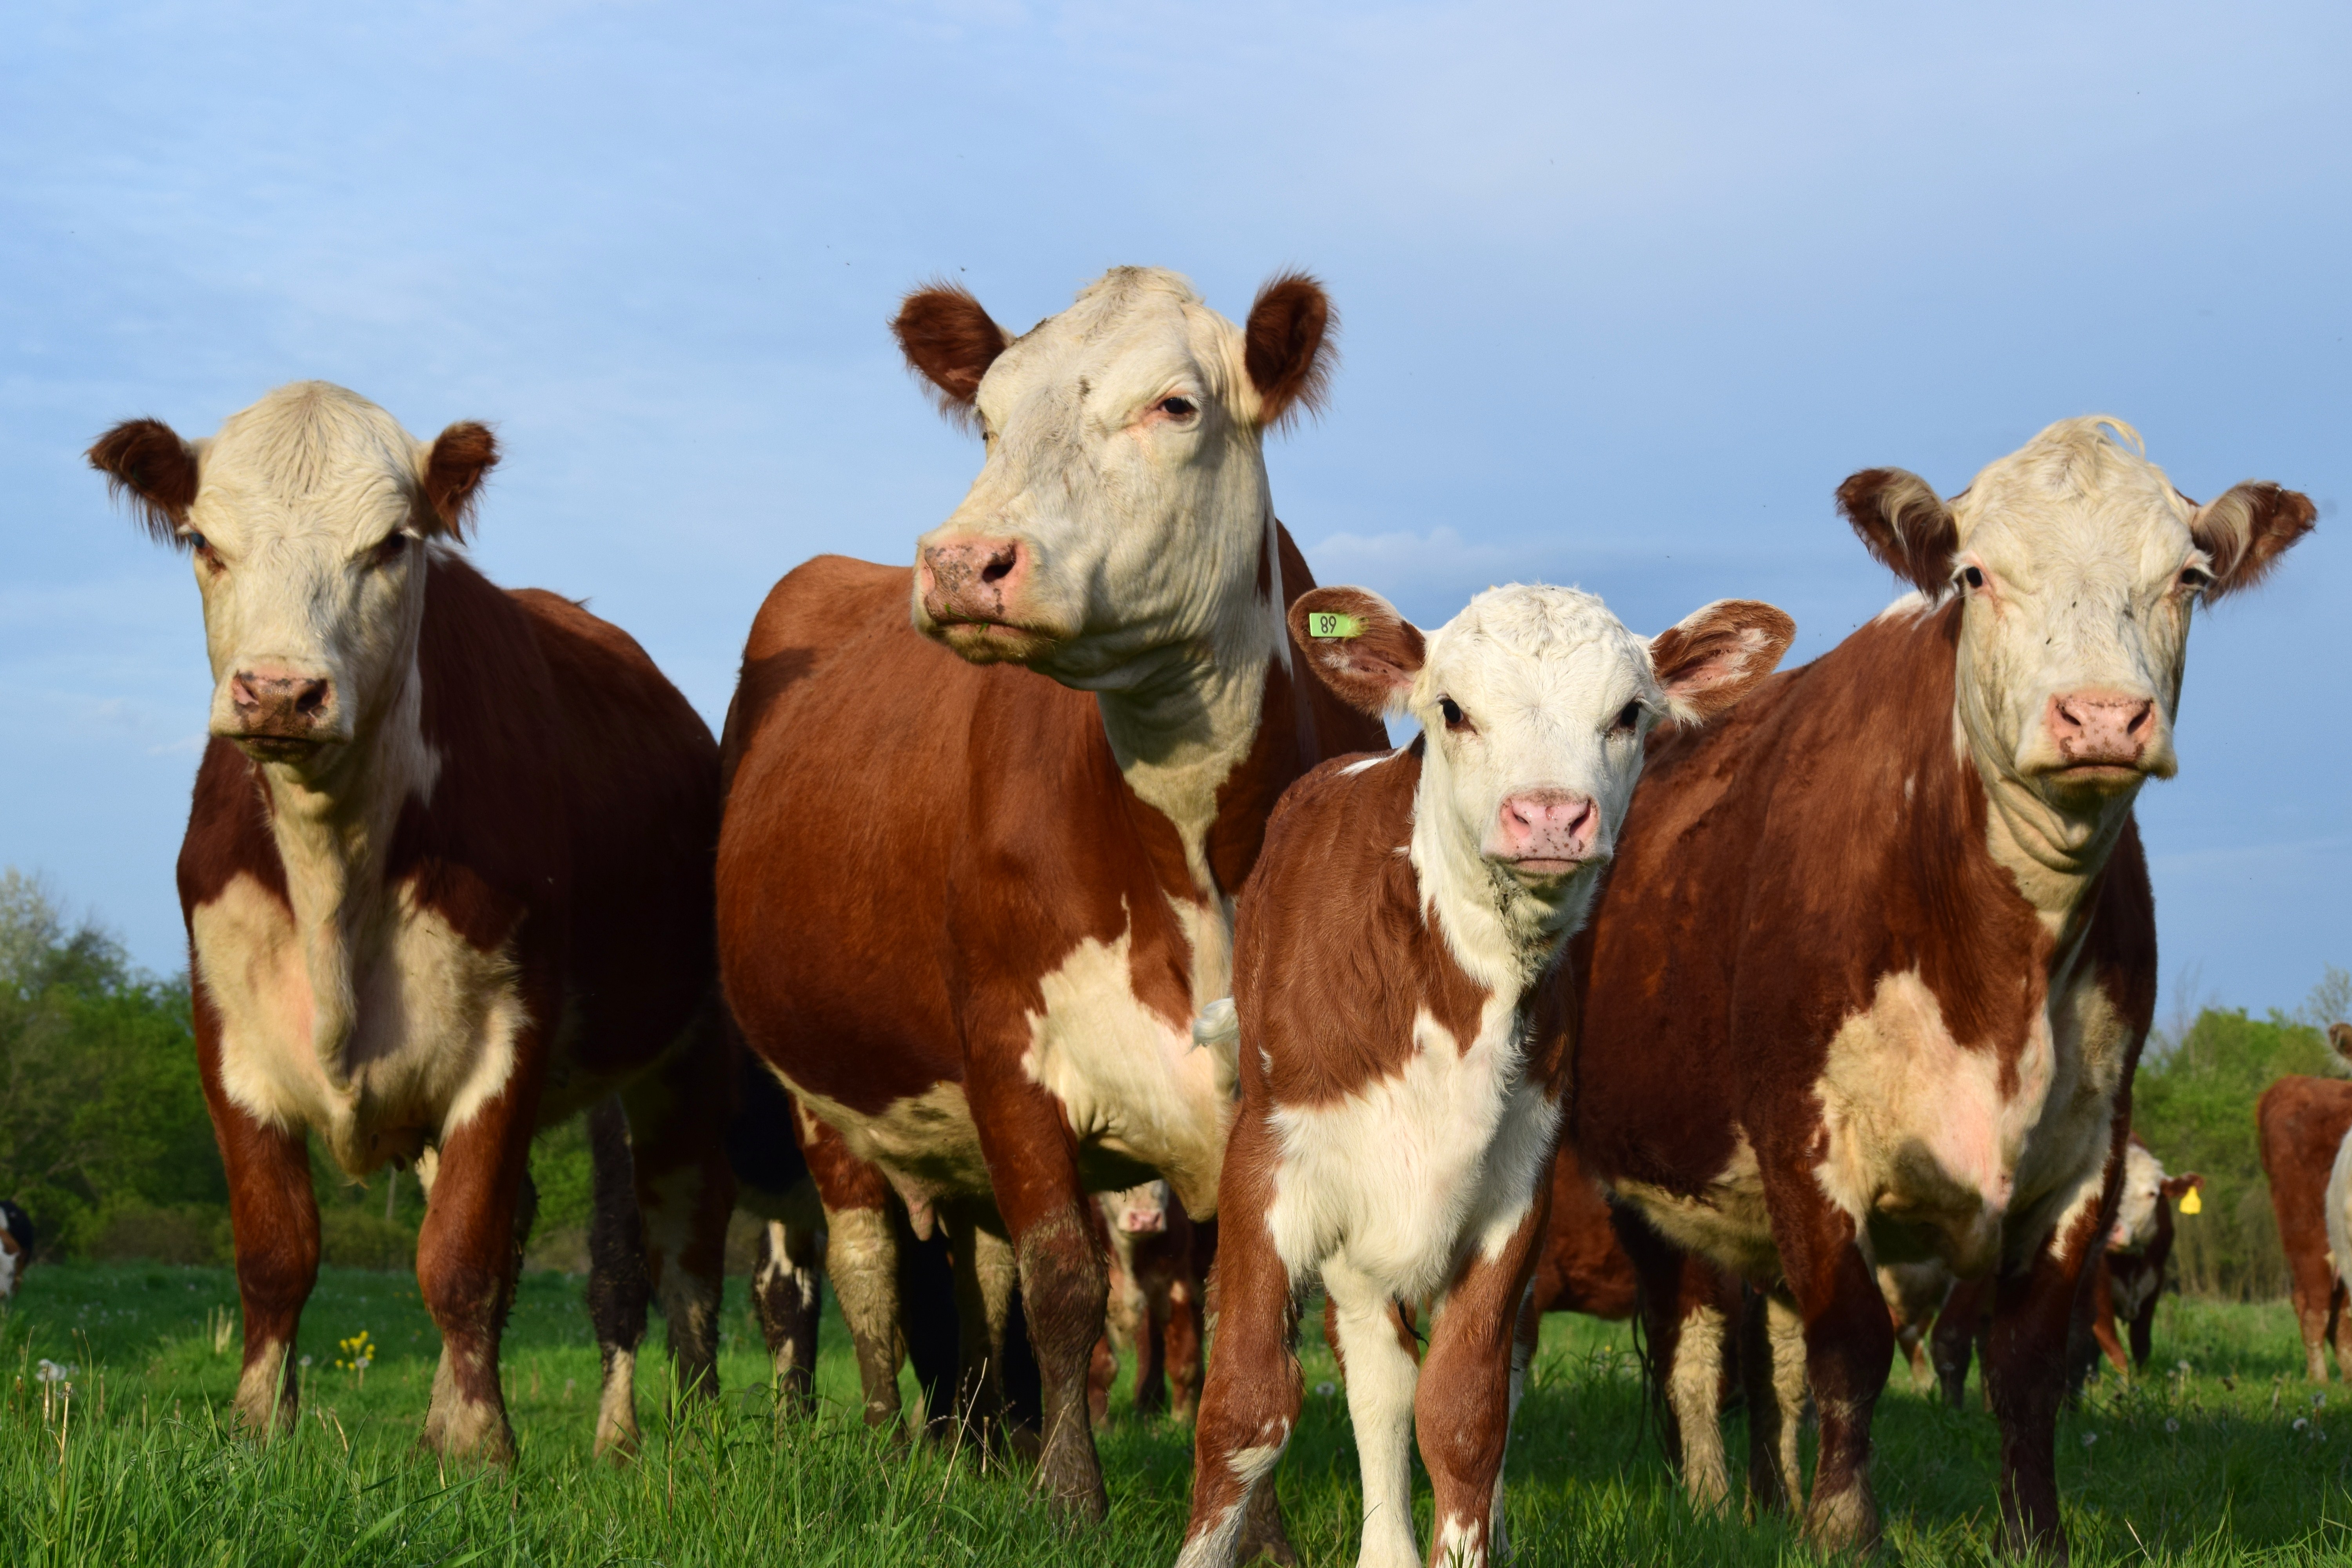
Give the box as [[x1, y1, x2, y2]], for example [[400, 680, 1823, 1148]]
[[1309, 612, 1363, 639]]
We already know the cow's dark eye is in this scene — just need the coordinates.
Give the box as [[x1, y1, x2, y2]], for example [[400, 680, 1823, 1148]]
[[1157, 396, 1197, 419], [1439, 697, 1472, 733], [2178, 564, 2211, 591], [1962, 565, 1985, 591], [186, 532, 209, 554], [374, 532, 408, 566], [1612, 700, 1642, 733]]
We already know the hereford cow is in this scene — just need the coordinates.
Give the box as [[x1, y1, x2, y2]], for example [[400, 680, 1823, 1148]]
[[2260, 1024, 2352, 1381], [89, 384, 733, 1459], [1087, 1180, 1206, 1425], [2084, 1139, 2201, 1379], [716, 267, 1387, 1524], [0, 1200, 33, 1299], [1178, 583, 1794, 1568], [1568, 417, 2313, 1556]]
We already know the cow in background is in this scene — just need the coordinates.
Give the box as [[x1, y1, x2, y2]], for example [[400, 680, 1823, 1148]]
[[717, 267, 1385, 1530], [1178, 582, 1792, 1568], [0, 1200, 33, 1300], [1879, 1262, 1954, 1396], [2083, 1140, 2202, 1379], [2260, 1023, 2352, 1380], [89, 385, 734, 1460], [1570, 418, 2312, 1555], [1088, 1181, 1205, 1425]]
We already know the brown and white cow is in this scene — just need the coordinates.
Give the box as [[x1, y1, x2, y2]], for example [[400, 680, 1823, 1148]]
[[1177, 583, 1793, 1568], [2260, 1024, 2352, 1381], [89, 384, 734, 1460], [2085, 1138, 2201, 1379], [0, 1200, 33, 1300], [1568, 418, 2313, 1556], [1087, 1180, 1206, 1425], [716, 268, 1386, 1521]]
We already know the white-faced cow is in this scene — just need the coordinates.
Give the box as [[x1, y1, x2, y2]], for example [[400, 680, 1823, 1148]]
[[89, 384, 734, 1460], [715, 268, 1387, 1524], [0, 1200, 33, 1299], [1087, 1179, 1207, 1425], [1178, 583, 1793, 1568], [1571, 417, 2313, 1556]]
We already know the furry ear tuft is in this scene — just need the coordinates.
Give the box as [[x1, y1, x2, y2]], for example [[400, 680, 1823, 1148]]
[[88, 418, 200, 546], [1288, 586, 1422, 717], [1244, 272, 1336, 432], [1649, 600, 1797, 725], [894, 283, 1013, 426], [2190, 481, 2316, 598], [1837, 467, 1958, 595], [421, 422, 499, 538]]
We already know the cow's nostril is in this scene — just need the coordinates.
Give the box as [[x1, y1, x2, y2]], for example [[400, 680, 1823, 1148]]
[[2126, 702, 2154, 737], [980, 550, 1018, 585], [294, 682, 330, 715]]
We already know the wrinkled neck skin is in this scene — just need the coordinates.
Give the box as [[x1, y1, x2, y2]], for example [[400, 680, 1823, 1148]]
[[1409, 755, 1597, 999], [243, 638, 436, 1096], [1076, 507, 1290, 901], [1953, 625, 2148, 930]]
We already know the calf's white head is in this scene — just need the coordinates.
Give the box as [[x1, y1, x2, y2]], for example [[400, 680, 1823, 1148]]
[[91, 382, 496, 778], [1840, 419, 2312, 849], [1293, 583, 1793, 972], [2108, 1142, 2200, 1255], [901, 266, 1332, 690]]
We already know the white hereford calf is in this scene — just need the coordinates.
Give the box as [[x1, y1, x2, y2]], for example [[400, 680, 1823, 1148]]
[[1178, 583, 1793, 1568]]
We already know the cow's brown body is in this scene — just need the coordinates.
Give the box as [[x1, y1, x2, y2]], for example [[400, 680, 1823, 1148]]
[[2259, 1072, 2352, 1380], [180, 552, 733, 1455], [1570, 598, 2158, 1551]]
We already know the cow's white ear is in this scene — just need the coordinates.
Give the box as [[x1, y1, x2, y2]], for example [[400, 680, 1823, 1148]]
[[1649, 599, 1796, 724], [1289, 586, 1421, 717], [419, 422, 499, 539], [2190, 481, 2316, 599]]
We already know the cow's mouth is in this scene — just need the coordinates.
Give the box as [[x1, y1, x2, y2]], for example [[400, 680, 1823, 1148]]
[[925, 616, 1062, 666], [1499, 853, 1600, 882], [230, 733, 330, 763], [2039, 761, 2147, 797]]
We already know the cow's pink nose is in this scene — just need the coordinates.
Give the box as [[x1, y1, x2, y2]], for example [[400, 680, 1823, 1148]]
[[1119, 1209, 1167, 1235], [920, 537, 1027, 624], [230, 670, 334, 736], [1494, 789, 1598, 866], [2046, 690, 2155, 768]]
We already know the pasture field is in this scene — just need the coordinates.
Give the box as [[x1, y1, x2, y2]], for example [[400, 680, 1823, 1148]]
[[4, 1263, 2352, 1565]]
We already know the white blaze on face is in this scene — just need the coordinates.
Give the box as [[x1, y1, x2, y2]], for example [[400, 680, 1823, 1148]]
[[1290, 584, 1795, 989], [2108, 1142, 2169, 1255]]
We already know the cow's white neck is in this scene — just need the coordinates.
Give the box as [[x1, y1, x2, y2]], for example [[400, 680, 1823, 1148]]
[[1096, 515, 1289, 900], [252, 653, 439, 1096]]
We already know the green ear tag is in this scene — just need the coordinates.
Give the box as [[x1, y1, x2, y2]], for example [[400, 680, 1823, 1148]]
[[1308, 611, 1364, 640]]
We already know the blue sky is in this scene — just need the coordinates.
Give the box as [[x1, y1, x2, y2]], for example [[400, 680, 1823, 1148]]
[[3, 2, 2344, 1015]]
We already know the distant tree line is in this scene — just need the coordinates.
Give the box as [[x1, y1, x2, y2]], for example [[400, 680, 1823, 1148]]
[[2, 866, 2344, 1296]]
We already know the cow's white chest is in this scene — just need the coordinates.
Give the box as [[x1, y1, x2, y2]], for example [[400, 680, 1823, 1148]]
[[1020, 898, 1236, 1218], [192, 872, 524, 1173], [1262, 996, 1557, 1307]]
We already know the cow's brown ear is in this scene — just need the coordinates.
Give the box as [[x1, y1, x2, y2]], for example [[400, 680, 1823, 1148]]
[[1289, 586, 1422, 717], [894, 283, 1012, 424], [2330, 1021, 2352, 1066], [89, 418, 200, 547], [1837, 467, 1958, 595], [1650, 599, 1796, 725], [2160, 1173, 2203, 1201], [1244, 272, 1336, 432], [2191, 481, 2316, 599], [420, 422, 499, 539]]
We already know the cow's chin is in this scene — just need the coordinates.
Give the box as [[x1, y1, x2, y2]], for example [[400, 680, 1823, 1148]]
[[2033, 762, 2150, 806], [225, 732, 336, 770], [924, 618, 1064, 666]]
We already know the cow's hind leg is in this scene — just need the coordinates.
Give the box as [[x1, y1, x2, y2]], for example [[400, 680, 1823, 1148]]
[[942, 1205, 1017, 1454], [1616, 1207, 1733, 1514], [586, 1098, 652, 1456], [201, 999, 320, 1439], [751, 1218, 824, 1416], [1764, 1165, 1891, 1556], [620, 1013, 735, 1417], [1742, 1287, 1809, 1517], [796, 1115, 911, 1430]]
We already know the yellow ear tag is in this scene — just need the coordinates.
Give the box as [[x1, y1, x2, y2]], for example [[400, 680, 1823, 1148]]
[[2180, 1189, 2202, 1216], [1308, 611, 1364, 639]]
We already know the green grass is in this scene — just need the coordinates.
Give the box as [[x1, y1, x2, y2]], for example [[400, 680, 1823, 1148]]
[[4, 1265, 2352, 1565]]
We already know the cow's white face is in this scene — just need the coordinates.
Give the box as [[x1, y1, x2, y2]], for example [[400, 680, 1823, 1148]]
[[91, 383, 497, 779], [900, 267, 1332, 691], [1294, 584, 1793, 969], [2108, 1142, 2168, 1254], [1841, 419, 2314, 849]]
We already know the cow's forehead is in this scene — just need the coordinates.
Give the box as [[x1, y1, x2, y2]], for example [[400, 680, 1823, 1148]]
[[194, 382, 419, 539], [1952, 417, 2195, 573], [1425, 586, 1650, 705], [980, 267, 1242, 419], [2122, 1142, 2162, 1191]]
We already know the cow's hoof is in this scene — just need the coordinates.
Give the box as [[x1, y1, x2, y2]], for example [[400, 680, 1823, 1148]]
[[1237, 1484, 1297, 1566]]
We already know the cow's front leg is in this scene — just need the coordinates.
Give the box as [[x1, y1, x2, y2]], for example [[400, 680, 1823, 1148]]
[[1613, 1207, 1733, 1513], [586, 1097, 651, 1457], [942, 1203, 1018, 1454], [799, 1114, 910, 1431], [1418, 1187, 1548, 1568], [1985, 1143, 2120, 1564], [198, 987, 319, 1437], [417, 1035, 544, 1461], [621, 1010, 737, 1409], [1765, 1171, 1891, 1555], [966, 1060, 1108, 1521], [751, 1216, 824, 1416], [1742, 1287, 1808, 1517]]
